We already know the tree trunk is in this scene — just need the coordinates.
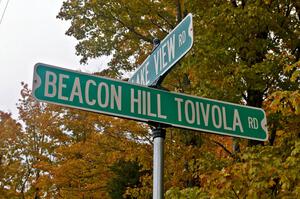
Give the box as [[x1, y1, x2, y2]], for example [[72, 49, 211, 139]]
[[176, 0, 182, 23], [246, 89, 265, 146]]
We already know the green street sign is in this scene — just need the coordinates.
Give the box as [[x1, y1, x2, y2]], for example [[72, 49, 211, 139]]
[[128, 13, 193, 86], [33, 63, 268, 141]]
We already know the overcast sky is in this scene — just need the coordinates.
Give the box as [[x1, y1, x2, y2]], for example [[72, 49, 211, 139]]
[[0, 0, 109, 118]]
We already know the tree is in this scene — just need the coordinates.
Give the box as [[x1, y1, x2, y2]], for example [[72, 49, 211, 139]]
[[51, 108, 151, 198], [17, 82, 68, 198], [0, 111, 23, 198], [9, 0, 296, 198], [107, 159, 143, 199], [163, 1, 300, 197], [57, 0, 181, 78], [0, 81, 151, 198]]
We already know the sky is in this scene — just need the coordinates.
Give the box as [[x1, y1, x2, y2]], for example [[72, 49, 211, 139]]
[[0, 0, 109, 118]]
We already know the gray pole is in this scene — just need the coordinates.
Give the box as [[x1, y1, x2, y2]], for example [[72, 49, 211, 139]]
[[152, 127, 166, 199], [151, 38, 166, 199]]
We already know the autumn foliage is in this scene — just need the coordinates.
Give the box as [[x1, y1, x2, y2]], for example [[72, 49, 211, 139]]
[[1, 0, 300, 198]]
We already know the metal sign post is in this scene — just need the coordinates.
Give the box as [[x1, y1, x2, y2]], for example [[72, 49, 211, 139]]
[[152, 126, 166, 199], [150, 39, 166, 199]]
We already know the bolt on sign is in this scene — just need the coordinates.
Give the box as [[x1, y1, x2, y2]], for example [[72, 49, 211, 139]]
[[33, 63, 268, 141]]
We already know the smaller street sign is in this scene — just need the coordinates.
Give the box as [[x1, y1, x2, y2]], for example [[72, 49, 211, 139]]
[[128, 13, 193, 86], [33, 63, 268, 141]]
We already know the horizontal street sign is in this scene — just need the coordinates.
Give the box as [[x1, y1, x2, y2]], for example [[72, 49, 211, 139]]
[[33, 63, 268, 141], [128, 13, 193, 86]]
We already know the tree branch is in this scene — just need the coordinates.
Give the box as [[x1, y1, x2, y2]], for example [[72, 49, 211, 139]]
[[112, 15, 153, 43], [209, 138, 233, 157], [149, 18, 169, 34], [241, 0, 246, 8], [232, 187, 240, 199], [157, 12, 174, 30]]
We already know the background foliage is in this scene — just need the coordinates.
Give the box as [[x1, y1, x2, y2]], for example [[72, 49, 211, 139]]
[[0, 0, 299, 198]]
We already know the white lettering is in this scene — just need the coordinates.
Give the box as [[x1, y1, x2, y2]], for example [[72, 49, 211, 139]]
[[160, 47, 163, 71], [200, 103, 210, 126], [97, 82, 109, 108], [167, 34, 175, 61], [136, 74, 140, 84], [58, 74, 69, 101], [154, 49, 160, 75], [110, 85, 122, 110], [85, 80, 96, 105], [233, 109, 244, 132], [162, 43, 167, 69], [45, 71, 57, 97], [69, 77, 83, 103], [147, 92, 156, 117], [248, 117, 258, 129], [212, 105, 222, 129], [142, 91, 146, 115], [195, 102, 201, 125], [185, 100, 195, 124], [145, 62, 149, 85], [178, 31, 186, 47], [222, 107, 233, 131], [157, 94, 167, 119], [130, 89, 141, 114], [175, 98, 183, 121], [140, 67, 146, 85]]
